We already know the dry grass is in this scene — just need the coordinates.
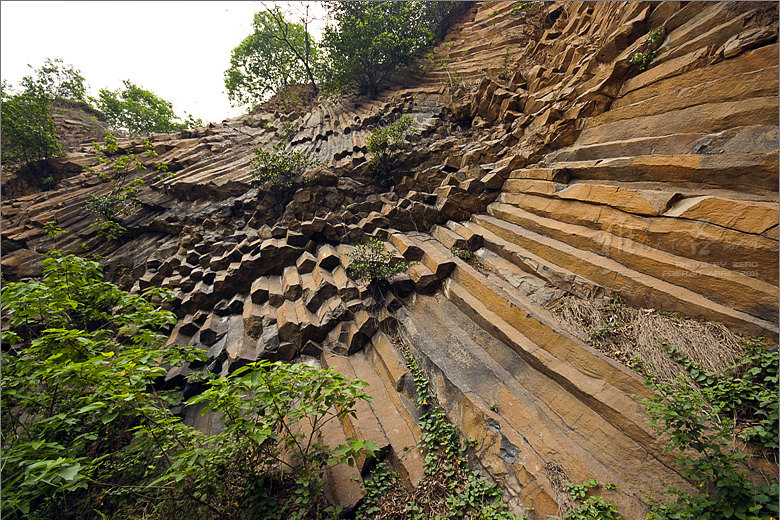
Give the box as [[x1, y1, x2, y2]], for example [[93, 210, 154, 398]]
[[549, 295, 750, 383], [544, 462, 576, 517]]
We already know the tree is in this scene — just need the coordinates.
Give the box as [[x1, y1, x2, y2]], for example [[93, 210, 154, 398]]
[[94, 80, 202, 136], [321, 1, 445, 97], [225, 5, 321, 108], [0, 80, 63, 167], [20, 57, 88, 102]]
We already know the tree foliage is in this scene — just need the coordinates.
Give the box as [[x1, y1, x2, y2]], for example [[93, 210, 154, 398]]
[[0, 81, 63, 167], [20, 57, 88, 102], [225, 6, 322, 108], [94, 80, 202, 136], [1, 252, 375, 520], [321, 1, 446, 97]]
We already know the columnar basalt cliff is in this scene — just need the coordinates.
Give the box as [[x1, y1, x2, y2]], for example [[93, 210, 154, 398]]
[[2, 2, 778, 518]]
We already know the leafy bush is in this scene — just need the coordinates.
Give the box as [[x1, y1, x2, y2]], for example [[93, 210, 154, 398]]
[[366, 115, 418, 187], [1, 252, 191, 518], [1, 252, 376, 520], [82, 133, 157, 239], [630, 29, 664, 72], [638, 342, 779, 520], [84, 193, 134, 222], [0, 81, 63, 168], [94, 80, 202, 136], [563, 480, 621, 520], [250, 146, 319, 189], [346, 238, 414, 283], [366, 115, 416, 156], [186, 361, 375, 519]]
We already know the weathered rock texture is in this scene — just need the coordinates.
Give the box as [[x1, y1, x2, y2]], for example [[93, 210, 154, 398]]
[[2, 2, 778, 518]]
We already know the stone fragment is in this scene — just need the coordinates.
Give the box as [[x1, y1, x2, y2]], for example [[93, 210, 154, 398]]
[[296, 251, 317, 274], [282, 265, 302, 300], [317, 244, 341, 270]]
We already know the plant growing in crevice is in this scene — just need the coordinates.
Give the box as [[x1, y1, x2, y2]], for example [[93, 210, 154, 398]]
[[420, 41, 465, 88], [498, 50, 512, 81], [251, 118, 318, 192], [451, 247, 475, 263], [274, 119, 299, 143], [511, 2, 541, 16], [346, 238, 414, 304], [563, 480, 621, 520], [347, 239, 413, 283], [366, 115, 418, 188], [82, 132, 159, 240], [630, 29, 663, 72], [356, 341, 523, 519], [250, 146, 319, 190]]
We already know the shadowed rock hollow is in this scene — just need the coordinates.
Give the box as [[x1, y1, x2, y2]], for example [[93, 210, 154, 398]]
[[2, 2, 777, 518]]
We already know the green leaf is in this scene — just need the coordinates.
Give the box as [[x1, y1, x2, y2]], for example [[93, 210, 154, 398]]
[[56, 463, 81, 481], [101, 410, 119, 424], [77, 401, 106, 413]]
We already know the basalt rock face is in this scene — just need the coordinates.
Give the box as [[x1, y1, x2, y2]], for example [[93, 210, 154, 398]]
[[2, 2, 778, 518]]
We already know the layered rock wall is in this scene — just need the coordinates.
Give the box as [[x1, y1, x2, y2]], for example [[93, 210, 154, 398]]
[[2, 2, 777, 518]]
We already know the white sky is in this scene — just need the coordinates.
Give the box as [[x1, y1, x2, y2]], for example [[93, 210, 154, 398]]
[[1, 1, 328, 124]]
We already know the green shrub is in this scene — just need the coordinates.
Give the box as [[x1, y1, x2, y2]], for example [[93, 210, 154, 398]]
[[366, 115, 418, 188], [250, 146, 319, 189], [639, 342, 779, 520], [630, 29, 664, 72], [0, 81, 63, 168], [498, 50, 512, 81], [84, 193, 134, 222], [346, 238, 413, 283], [563, 480, 621, 520], [366, 115, 416, 155], [1, 252, 375, 520], [82, 133, 156, 240]]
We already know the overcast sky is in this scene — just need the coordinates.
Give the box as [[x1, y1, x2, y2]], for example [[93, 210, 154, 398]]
[[1, 1, 328, 124]]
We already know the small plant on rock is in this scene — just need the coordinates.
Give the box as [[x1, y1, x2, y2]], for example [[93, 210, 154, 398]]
[[420, 41, 465, 89], [82, 132, 156, 240], [451, 247, 475, 263], [250, 146, 319, 190], [563, 480, 621, 520], [630, 29, 663, 72], [498, 49, 512, 81], [366, 115, 418, 188], [346, 238, 413, 284]]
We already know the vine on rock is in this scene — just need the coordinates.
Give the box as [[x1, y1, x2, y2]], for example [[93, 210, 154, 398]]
[[355, 337, 522, 520]]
